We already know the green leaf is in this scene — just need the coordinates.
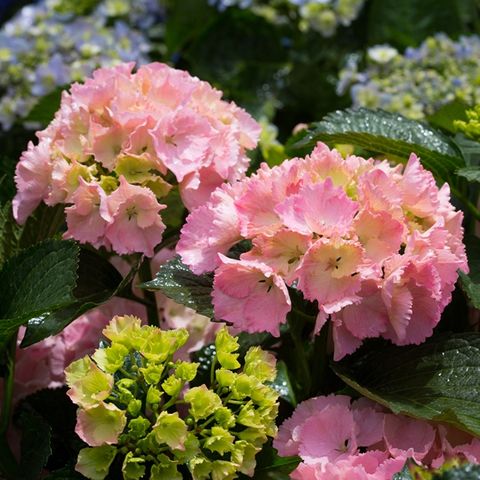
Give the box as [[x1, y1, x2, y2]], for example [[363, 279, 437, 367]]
[[392, 462, 415, 480], [269, 360, 296, 406], [24, 88, 63, 126], [458, 271, 480, 309], [286, 108, 464, 185], [0, 239, 78, 324], [367, 0, 469, 49], [332, 333, 480, 437], [141, 255, 213, 318], [434, 463, 480, 479], [21, 247, 123, 346], [427, 101, 469, 134], [18, 408, 52, 480], [456, 166, 480, 183], [0, 202, 23, 268], [453, 134, 480, 167]]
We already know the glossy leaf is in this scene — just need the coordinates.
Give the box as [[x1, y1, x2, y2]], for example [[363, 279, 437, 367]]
[[141, 255, 214, 318], [286, 108, 464, 185], [333, 333, 480, 436]]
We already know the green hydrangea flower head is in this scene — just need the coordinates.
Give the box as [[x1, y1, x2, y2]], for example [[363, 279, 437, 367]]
[[66, 317, 279, 479]]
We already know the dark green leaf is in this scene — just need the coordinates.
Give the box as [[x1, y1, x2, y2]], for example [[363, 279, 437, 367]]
[[44, 468, 86, 479], [367, 0, 468, 49], [456, 166, 480, 183], [0, 202, 23, 268], [18, 408, 52, 479], [161, 186, 186, 230], [24, 88, 63, 126], [458, 271, 480, 309], [269, 360, 296, 406], [332, 333, 480, 436], [21, 248, 123, 346], [18, 388, 83, 473], [427, 101, 469, 134], [141, 255, 214, 318], [287, 108, 464, 185], [453, 134, 480, 167], [0, 240, 78, 327], [392, 462, 414, 480]]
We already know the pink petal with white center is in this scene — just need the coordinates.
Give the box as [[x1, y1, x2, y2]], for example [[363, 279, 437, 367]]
[[297, 239, 364, 309], [212, 255, 291, 336], [13, 140, 53, 224], [150, 107, 214, 182], [64, 179, 109, 247], [241, 229, 312, 283], [104, 176, 166, 256], [383, 414, 435, 462], [177, 182, 244, 274], [275, 178, 358, 237]]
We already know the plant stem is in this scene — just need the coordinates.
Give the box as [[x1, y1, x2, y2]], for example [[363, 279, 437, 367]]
[[287, 313, 311, 400], [0, 333, 17, 436], [138, 257, 160, 327], [0, 332, 20, 480]]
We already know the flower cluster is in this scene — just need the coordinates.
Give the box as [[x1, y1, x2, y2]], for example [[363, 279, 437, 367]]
[[209, 0, 366, 37], [66, 316, 278, 479], [338, 34, 480, 119], [0, 0, 163, 130], [178, 142, 467, 359], [13, 62, 260, 256], [274, 395, 480, 479]]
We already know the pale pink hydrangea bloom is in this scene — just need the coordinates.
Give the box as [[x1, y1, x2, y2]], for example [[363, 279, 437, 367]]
[[177, 142, 468, 359], [13, 62, 260, 256], [276, 395, 480, 480]]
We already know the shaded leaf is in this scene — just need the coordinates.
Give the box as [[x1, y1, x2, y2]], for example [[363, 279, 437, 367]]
[[367, 0, 468, 49], [456, 166, 480, 183], [269, 360, 296, 406], [332, 333, 480, 436], [287, 108, 463, 185], [141, 255, 214, 318], [427, 101, 469, 134], [24, 88, 63, 126], [21, 248, 123, 346], [458, 271, 480, 309], [18, 408, 52, 480]]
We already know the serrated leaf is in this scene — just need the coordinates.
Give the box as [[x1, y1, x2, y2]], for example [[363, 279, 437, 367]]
[[0, 240, 78, 323], [141, 255, 214, 318], [21, 248, 123, 347], [332, 333, 480, 437], [456, 166, 480, 183], [18, 408, 52, 480], [286, 109, 464, 185]]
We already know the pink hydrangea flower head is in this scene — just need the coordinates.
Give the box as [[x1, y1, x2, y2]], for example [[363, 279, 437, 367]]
[[13, 62, 260, 255], [278, 395, 480, 479], [177, 142, 467, 357]]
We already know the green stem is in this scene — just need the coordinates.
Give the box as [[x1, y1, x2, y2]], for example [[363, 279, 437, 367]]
[[138, 258, 160, 327], [287, 314, 311, 400], [0, 333, 17, 436], [0, 332, 20, 480]]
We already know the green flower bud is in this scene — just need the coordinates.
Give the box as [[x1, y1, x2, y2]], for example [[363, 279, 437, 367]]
[[127, 417, 151, 440], [161, 375, 183, 397], [174, 361, 199, 381], [152, 412, 188, 450], [122, 451, 145, 480], [244, 346, 276, 382], [203, 426, 235, 455], [215, 327, 241, 369], [184, 385, 222, 421], [92, 343, 129, 374]]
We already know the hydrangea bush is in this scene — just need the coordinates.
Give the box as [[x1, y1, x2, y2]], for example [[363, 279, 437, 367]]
[[338, 33, 480, 119], [1, 4, 480, 479]]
